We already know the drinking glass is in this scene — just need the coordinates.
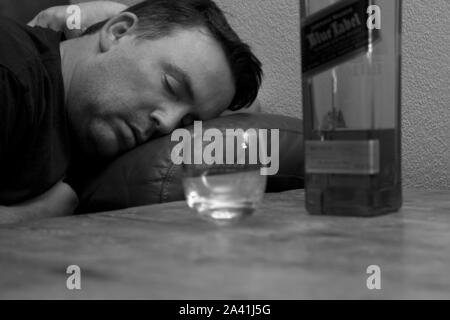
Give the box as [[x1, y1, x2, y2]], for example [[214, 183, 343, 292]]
[[182, 129, 267, 225]]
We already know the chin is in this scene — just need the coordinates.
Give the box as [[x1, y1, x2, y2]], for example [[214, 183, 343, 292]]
[[86, 123, 120, 159], [93, 137, 121, 159]]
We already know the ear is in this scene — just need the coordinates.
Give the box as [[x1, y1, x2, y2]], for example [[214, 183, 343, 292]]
[[99, 12, 138, 52]]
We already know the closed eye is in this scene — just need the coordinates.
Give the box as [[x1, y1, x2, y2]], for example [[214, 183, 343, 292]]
[[162, 74, 179, 99], [161, 63, 196, 103]]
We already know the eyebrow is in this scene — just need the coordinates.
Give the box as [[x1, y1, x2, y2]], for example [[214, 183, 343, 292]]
[[162, 62, 195, 103]]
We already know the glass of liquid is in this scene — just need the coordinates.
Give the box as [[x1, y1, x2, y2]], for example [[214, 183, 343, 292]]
[[182, 129, 267, 225]]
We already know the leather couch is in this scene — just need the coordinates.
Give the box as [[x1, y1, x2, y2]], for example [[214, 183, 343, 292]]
[[74, 113, 304, 213]]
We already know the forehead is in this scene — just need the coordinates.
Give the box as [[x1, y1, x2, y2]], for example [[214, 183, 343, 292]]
[[135, 27, 236, 118]]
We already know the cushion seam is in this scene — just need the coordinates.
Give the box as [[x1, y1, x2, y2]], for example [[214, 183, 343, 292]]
[[161, 162, 178, 203]]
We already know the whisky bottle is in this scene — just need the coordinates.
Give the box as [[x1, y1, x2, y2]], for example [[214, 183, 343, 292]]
[[301, 0, 402, 216]]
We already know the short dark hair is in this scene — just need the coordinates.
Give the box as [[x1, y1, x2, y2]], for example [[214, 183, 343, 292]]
[[84, 0, 263, 111]]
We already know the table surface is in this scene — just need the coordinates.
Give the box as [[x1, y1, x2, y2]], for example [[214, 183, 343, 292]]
[[1, 188, 449, 299]]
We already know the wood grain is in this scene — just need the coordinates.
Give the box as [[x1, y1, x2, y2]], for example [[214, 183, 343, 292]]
[[0, 189, 449, 299]]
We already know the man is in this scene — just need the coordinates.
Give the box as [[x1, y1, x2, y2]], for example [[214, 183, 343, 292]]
[[0, 0, 263, 224]]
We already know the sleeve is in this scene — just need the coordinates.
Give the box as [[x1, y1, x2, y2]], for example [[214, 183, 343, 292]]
[[0, 66, 31, 205], [0, 67, 21, 158]]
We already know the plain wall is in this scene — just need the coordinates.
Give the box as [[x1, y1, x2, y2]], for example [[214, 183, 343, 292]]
[[74, 0, 449, 190]]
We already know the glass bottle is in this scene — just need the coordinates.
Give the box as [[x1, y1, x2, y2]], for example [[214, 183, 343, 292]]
[[300, 0, 402, 216]]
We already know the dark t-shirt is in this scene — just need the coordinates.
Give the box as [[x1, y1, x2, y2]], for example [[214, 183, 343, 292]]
[[0, 18, 70, 205]]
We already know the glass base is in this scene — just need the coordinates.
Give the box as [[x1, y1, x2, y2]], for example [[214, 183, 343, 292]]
[[306, 184, 402, 217], [196, 207, 255, 226]]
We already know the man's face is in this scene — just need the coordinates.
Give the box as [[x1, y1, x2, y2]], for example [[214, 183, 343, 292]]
[[66, 25, 235, 158]]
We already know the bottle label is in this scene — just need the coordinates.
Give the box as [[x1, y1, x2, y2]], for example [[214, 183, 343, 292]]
[[305, 140, 380, 175], [301, 0, 380, 76]]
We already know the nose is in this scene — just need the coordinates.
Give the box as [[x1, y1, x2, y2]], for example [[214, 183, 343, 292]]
[[152, 104, 190, 136]]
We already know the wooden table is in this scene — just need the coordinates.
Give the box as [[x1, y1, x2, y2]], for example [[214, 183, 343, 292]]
[[1, 189, 449, 299]]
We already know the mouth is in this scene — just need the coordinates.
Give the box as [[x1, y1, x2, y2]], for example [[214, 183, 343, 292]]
[[129, 125, 143, 146], [115, 120, 155, 154], [129, 122, 154, 147]]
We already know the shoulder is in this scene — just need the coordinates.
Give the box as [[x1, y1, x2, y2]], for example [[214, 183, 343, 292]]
[[0, 17, 63, 76], [0, 17, 64, 115], [0, 18, 36, 74]]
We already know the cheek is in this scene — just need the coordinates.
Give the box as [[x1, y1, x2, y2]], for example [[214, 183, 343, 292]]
[[100, 69, 154, 115], [81, 56, 161, 123], [85, 72, 131, 117], [83, 118, 121, 157]]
